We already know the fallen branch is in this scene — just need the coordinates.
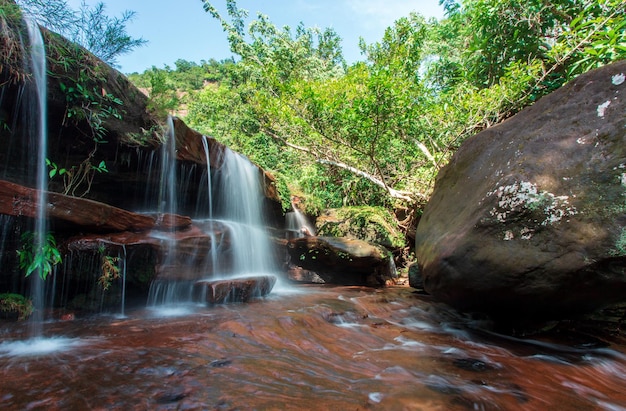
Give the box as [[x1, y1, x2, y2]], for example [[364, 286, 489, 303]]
[[318, 159, 417, 202], [266, 129, 426, 202]]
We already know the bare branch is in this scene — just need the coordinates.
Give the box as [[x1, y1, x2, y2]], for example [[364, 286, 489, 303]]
[[318, 159, 418, 202]]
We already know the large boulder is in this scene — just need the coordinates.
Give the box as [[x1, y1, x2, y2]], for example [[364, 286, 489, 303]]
[[415, 61, 626, 320], [287, 236, 396, 287]]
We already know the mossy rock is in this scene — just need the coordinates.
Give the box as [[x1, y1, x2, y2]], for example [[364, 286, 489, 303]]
[[287, 236, 396, 287], [316, 206, 405, 249], [407, 262, 423, 290], [0, 293, 33, 321]]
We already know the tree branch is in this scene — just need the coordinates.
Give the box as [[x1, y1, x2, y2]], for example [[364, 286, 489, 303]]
[[318, 159, 419, 201], [264, 128, 315, 154]]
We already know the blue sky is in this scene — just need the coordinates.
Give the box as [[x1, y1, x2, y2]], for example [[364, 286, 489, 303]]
[[67, 1, 444, 74]]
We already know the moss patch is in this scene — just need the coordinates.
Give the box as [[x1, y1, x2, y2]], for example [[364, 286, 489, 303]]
[[610, 227, 626, 257], [0, 293, 33, 321], [316, 206, 405, 249]]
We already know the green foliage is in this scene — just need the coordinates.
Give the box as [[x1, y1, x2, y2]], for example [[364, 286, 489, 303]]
[[427, 0, 625, 96], [47, 155, 109, 194], [15, 0, 146, 67], [59, 69, 123, 143], [317, 206, 405, 249], [0, 1, 30, 83], [133, 0, 625, 223], [291, 164, 345, 214], [549, 0, 626, 81], [143, 66, 179, 116], [0, 293, 34, 320], [128, 59, 238, 117], [16, 232, 62, 280], [46, 158, 66, 179], [0, 2, 118, 198], [272, 172, 292, 213], [43, 30, 124, 197]]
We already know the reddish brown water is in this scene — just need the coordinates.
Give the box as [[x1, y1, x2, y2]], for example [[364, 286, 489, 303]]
[[1, 285, 626, 410]]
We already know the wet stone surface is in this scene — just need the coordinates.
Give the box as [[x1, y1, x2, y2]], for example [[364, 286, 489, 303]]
[[0, 285, 625, 410]]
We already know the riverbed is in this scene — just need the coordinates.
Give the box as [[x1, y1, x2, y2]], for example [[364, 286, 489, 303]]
[[1, 285, 625, 410]]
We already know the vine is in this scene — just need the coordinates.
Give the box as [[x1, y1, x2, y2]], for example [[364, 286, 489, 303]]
[[45, 37, 124, 197]]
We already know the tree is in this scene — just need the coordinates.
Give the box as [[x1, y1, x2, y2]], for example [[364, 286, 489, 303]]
[[201, 0, 427, 206], [427, 0, 625, 95], [192, 0, 624, 213], [15, 0, 146, 67], [416, 0, 625, 158]]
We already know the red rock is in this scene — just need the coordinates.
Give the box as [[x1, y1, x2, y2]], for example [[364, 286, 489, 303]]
[[194, 275, 277, 304], [0, 179, 155, 232]]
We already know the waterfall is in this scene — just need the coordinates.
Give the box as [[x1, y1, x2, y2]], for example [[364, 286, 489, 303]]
[[147, 116, 182, 307], [211, 149, 276, 276], [201, 135, 213, 219], [25, 17, 48, 337], [285, 201, 316, 239], [147, 138, 279, 308], [158, 116, 177, 218]]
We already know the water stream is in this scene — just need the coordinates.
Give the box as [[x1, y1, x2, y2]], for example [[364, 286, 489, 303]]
[[1, 285, 625, 410]]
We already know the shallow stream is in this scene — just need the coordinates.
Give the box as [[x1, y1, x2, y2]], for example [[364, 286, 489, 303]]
[[1, 285, 625, 410]]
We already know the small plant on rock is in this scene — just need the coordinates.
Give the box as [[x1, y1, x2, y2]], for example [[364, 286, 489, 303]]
[[16, 232, 62, 280], [0, 293, 34, 320], [99, 255, 120, 291]]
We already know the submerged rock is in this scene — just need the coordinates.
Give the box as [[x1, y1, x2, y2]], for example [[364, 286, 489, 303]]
[[415, 61, 626, 319], [193, 275, 277, 304]]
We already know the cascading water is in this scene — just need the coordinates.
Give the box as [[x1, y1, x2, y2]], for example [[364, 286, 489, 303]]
[[158, 116, 178, 219], [0, 15, 84, 356], [146, 116, 182, 307], [25, 17, 47, 337], [211, 149, 276, 276], [201, 135, 213, 219], [285, 200, 316, 239], [146, 130, 280, 308]]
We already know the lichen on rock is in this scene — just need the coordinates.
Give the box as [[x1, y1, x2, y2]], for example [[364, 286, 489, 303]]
[[414, 60, 626, 320], [487, 180, 577, 227]]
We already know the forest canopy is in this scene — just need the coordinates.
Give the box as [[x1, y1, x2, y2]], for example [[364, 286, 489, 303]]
[[129, 0, 624, 216]]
